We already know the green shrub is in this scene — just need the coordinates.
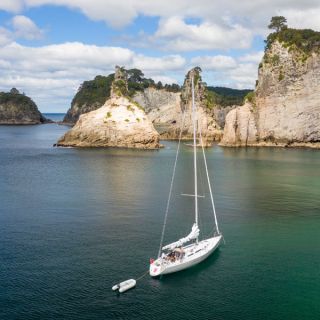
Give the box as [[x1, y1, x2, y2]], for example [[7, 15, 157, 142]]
[[245, 91, 256, 104], [127, 105, 134, 112], [271, 54, 280, 65], [206, 87, 253, 107], [265, 27, 320, 55], [278, 70, 284, 81], [72, 74, 114, 107]]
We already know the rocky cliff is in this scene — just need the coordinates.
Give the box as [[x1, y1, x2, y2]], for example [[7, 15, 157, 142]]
[[62, 68, 179, 124], [56, 68, 160, 149], [140, 68, 222, 143], [63, 68, 247, 144], [0, 88, 49, 124], [63, 75, 114, 123], [221, 28, 320, 148]]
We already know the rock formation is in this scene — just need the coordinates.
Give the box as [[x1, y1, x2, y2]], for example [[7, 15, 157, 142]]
[[62, 68, 246, 144], [138, 67, 222, 144], [0, 88, 50, 124], [56, 69, 160, 149], [221, 30, 320, 149], [63, 75, 114, 123]]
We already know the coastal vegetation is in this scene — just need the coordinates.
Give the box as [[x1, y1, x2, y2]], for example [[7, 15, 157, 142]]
[[72, 69, 181, 108], [207, 87, 252, 107], [265, 16, 320, 55], [0, 88, 35, 107]]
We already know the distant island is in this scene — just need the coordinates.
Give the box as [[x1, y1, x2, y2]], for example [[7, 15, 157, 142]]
[[0, 88, 51, 125]]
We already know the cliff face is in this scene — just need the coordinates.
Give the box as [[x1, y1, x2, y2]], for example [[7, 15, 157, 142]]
[[57, 69, 160, 149], [56, 97, 160, 149], [134, 68, 222, 143], [133, 87, 181, 131], [221, 40, 320, 148], [0, 90, 48, 124]]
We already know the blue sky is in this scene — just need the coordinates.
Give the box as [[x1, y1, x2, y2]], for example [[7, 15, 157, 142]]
[[0, 1, 319, 112]]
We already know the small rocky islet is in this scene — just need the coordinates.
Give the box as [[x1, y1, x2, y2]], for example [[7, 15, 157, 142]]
[[0, 88, 50, 125]]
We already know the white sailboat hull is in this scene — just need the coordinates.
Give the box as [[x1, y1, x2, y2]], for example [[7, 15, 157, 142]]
[[149, 235, 222, 277]]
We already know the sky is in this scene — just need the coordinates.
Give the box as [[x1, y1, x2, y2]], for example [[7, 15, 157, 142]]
[[1, 1, 320, 112]]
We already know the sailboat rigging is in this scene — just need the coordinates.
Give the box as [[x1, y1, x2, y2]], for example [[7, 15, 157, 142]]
[[149, 74, 223, 277]]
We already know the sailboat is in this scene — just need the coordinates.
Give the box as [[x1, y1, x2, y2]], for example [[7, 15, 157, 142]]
[[149, 75, 223, 277]]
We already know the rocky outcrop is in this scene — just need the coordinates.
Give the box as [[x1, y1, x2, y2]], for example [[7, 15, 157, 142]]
[[221, 37, 320, 148], [220, 103, 258, 146], [56, 69, 160, 149], [0, 89, 49, 124], [150, 68, 222, 143], [63, 101, 102, 124], [133, 87, 182, 133]]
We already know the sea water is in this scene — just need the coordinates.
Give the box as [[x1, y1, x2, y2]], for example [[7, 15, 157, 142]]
[[0, 120, 319, 319]]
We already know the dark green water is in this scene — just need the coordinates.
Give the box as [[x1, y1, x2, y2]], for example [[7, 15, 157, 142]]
[[0, 122, 320, 320]]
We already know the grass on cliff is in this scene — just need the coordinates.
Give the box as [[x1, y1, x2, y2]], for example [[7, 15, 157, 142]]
[[265, 28, 320, 55]]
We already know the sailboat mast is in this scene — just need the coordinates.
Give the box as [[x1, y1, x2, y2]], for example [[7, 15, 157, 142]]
[[191, 76, 198, 227]]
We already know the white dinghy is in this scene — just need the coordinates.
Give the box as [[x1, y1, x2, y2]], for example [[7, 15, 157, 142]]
[[112, 279, 136, 293], [150, 70, 223, 277]]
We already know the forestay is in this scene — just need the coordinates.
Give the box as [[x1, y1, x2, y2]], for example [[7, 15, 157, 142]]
[[162, 223, 200, 251]]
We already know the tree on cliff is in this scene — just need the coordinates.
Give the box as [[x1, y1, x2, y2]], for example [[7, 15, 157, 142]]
[[10, 88, 20, 95], [268, 16, 287, 32]]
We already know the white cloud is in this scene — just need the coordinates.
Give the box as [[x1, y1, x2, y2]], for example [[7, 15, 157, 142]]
[[150, 75, 179, 85], [0, 27, 12, 46], [1, 0, 320, 33], [239, 51, 264, 64], [2, 1, 320, 51], [0, 41, 186, 112], [0, 15, 43, 44], [11, 15, 44, 40], [190, 51, 262, 89], [0, 0, 23, 13], [191, 55, 237, 70], [228, 63, 258, 89], [154, 16, 253, 51], [132, 54, 186, 71]]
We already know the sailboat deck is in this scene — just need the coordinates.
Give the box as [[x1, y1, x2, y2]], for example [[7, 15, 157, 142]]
[[150, 235, 222, 276]]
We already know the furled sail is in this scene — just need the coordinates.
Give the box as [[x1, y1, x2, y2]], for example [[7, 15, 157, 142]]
[[162, 224, 200, 251]]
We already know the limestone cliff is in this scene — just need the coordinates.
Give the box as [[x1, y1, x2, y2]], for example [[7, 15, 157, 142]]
[[62, 68, 178, 124], [221, 29, 320, 148], [140, 67, 222, 143], [57, 69, 160, 149], [0, 88, 49, 124], [56, 96, 160, 149]]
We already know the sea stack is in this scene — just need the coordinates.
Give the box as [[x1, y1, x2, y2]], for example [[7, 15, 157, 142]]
[[0, 88, 49, 124], [146, 67, 222, 144], [220, 28, 320, 148], [56, 66, 160, 149]]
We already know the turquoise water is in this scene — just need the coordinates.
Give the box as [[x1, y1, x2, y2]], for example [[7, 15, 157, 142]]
[[0, 123, 320, 319]]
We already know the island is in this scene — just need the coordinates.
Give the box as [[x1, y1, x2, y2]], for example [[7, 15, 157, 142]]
[[0, 88, 50, 125]]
